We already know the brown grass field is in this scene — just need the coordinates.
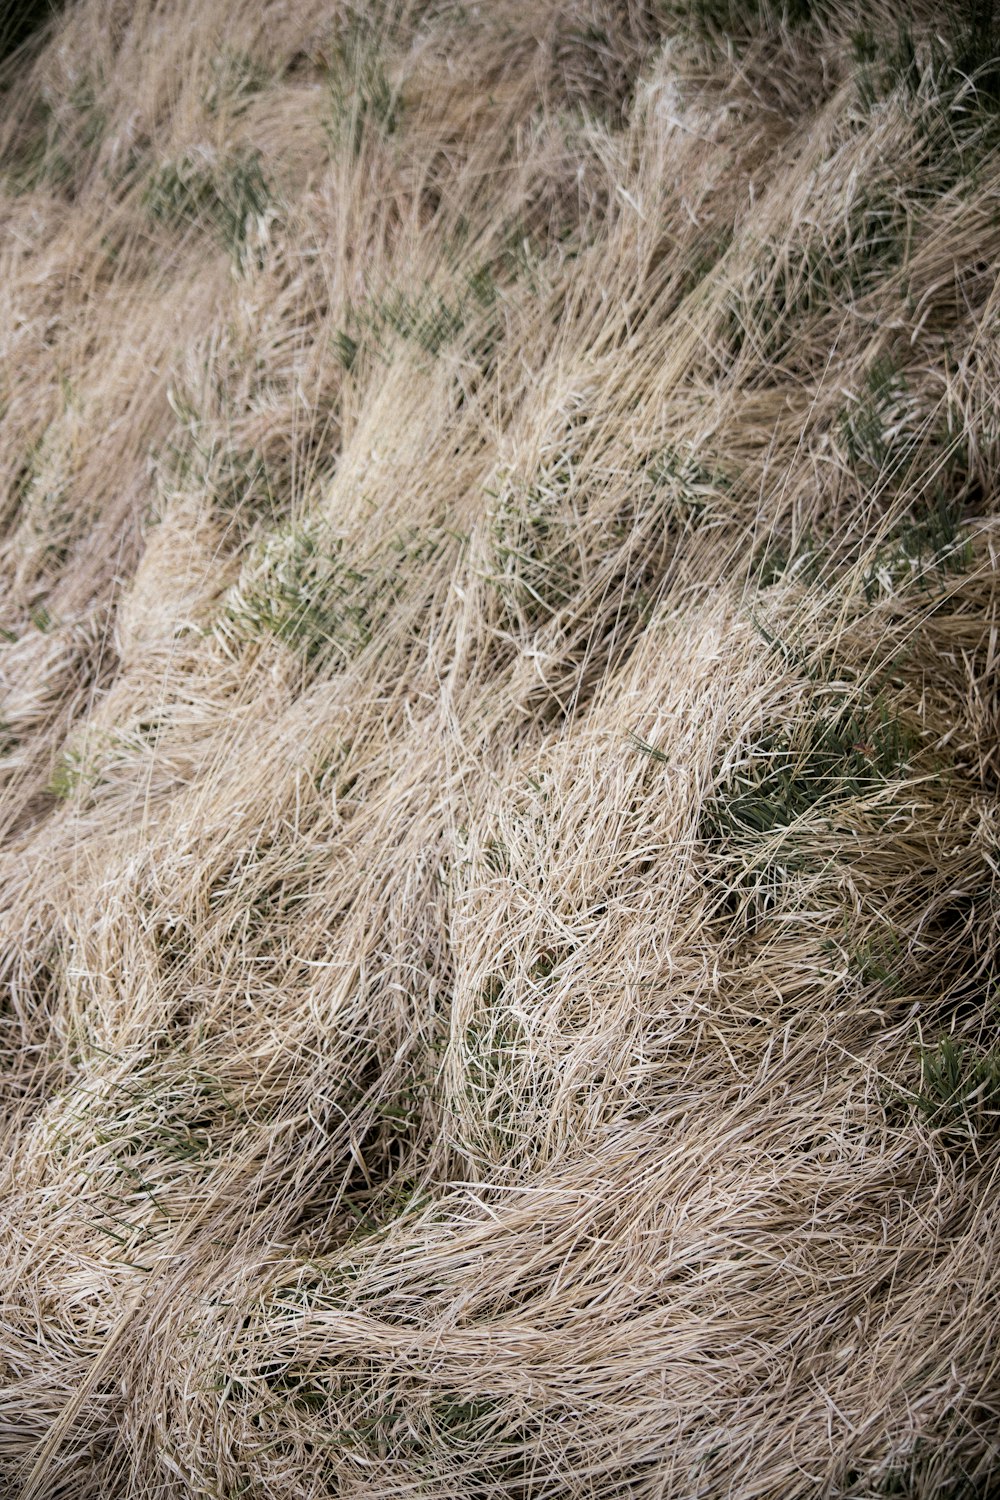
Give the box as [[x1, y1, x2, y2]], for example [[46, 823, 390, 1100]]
[[1, 1, 1000, 1494]]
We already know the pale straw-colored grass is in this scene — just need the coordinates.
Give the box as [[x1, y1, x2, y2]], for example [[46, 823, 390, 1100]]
[[1, 1, 999, 1495]]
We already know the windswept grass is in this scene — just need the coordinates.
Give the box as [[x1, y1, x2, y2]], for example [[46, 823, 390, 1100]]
[[1, 1, 999, 1498]]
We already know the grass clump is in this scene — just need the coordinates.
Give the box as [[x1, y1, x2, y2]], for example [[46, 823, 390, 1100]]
[[854, 5, 1000, 114], [204, 49, 272, 115], [859, 493, 974, 600], [216, 522, 445, 670], [838, 361, 977, 597], [48, 744, 91, 799], [839, 357, 912, 479], [721, 189, 908, 370], [853, 6, 1000, 175], [644, 442, 730, 527]]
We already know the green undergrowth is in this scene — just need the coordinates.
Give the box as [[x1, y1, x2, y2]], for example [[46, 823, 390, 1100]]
[[52, 1061, 246, 1267], [202, 445, 284, 522], [216, 519, 451, 670], [854, 5, 1000, 116], [238, 1261, 532, 1473], [721, 188, 910, 370], [334, 262, 502, 373], [486, 439, 730, 636], [326, 23, 400, 155], [839, 359, 980, 524], [68, 1063, 237, 1166], [217, 524, 385, 667], [161, 430, 330, 529], [486, 459, 580, 631], [204, 49, 273, 115], [704, 695, 915, 836], [756, 493, 973, 599], [4, 422, 80, 578], [757, 361, 977, 595], [335, 287, 464, 367], [840, 928, 907, 996], [2, 79, 104, 193], [48, 718, 165, 802], [662, 0, 833, 50], [860, 494, 974, 600], [246, 1364, 529, 1493], [853, 5, 1000, 184], [145, 149, 271, 261], [911, 1031, 1000, 1149], [48, 744, 93, 800], [692, 690, 916, 923], [157, 377, 340, 529]]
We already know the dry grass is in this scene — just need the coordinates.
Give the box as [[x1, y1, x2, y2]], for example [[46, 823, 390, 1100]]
[[1, 1, 999, 1495]]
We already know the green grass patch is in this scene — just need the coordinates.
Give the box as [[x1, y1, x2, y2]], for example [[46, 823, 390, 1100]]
[[2, 81, 105, 194], [48, 745, 91, 800], [326, 26, 400, 155], [217, 521, 447, 670], [218, 524, 383, 666], [486, 460, 579, 631], [250, 1361, 529, 1492], [170, 435, 304, 524], [644, 442, 730, 527], [207, 446, 276, 518], [144, 149, 271, 261], [851, 930, 905, 994], [751, 530, 825, 589], [697, 695, 915, 922], [48, 719, 164, 802], [839, 357, 912, 479], [756, 362, 976, 597], [204, 49, 272, 116], [464, 1003, 529, 1127], [722, 190, 908, 368], [854, 6, 1000, 115], [57, 1061, 238, 1199], [661, 0, 832, 48], [839, 361, 977, 597], [860, 493, 974, 600], [704, 699, 914, 839], [853, 6, 1000, 182], [913, 1033, 1000, 1147], [334, 263, 502, 373]]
